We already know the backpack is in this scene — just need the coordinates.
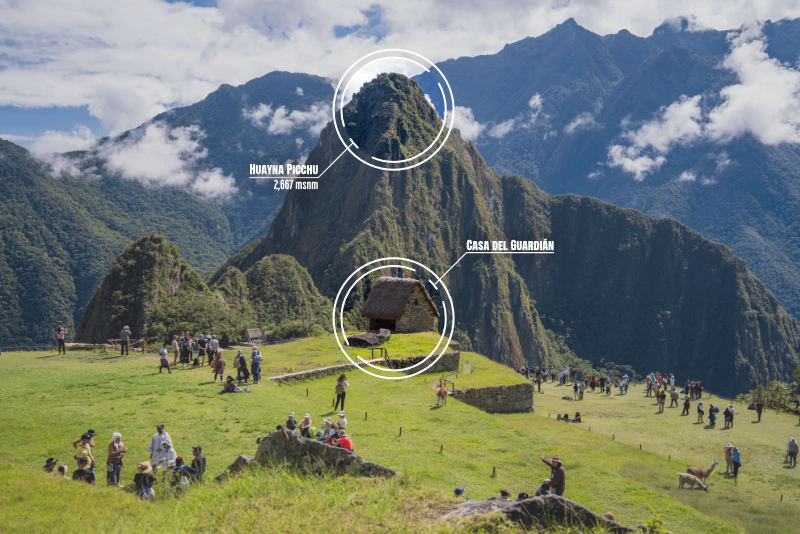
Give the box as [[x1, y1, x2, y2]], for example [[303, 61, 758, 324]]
[[336, 384, 344, 394]]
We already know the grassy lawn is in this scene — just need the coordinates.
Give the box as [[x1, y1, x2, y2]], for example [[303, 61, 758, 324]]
[[1, 342, 795, 532]]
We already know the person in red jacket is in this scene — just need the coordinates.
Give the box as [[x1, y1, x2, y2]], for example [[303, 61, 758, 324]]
[[540, 455, 565, 496], [334, 430, 354, 452]]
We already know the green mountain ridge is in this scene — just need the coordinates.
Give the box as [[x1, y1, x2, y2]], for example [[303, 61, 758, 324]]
[[214, 73, 800, 397]]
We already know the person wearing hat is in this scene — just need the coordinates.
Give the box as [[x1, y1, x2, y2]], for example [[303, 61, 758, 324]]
[[134, 461, 155, 501], [72, 429, 96, 449], [285, 413, 297, 433], [56, 326, 67, 355], [191, 446, 206, 481], [42, 457, 58, 473], [540, 455, 565, 496], [170, 456, 198, 488], [499, 488, 511, 500], [207, 334, 219, 362], [73, 433, 95, 471], [147, 424, 172, 474], [119, 325, 132, 356], [195, 334, 207, 366], [334, 430, 354, 452], [337, 411, 348, 430], [535, 478, 551, 496], [107, 432, 127, 487], [72, 457, 96, 485], [299, 414, 313, 438], [159, 343, 172, 374], [250, 346, 262, 384], [212, 352, 226, 382], [453, 488, 468, 500]]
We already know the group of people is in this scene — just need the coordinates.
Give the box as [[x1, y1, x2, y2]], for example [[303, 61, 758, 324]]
[[44, 424, 206, 502], [281, 409, 354, 451]]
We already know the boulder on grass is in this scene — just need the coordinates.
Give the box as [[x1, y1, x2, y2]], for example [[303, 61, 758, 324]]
[[443, 495, 635, 533], [214, 454, 254, 481], [254, 427, 396, 477], [346, 332, 381, 347]]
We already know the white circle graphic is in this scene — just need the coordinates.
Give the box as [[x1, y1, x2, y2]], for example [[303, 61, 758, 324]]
[[331, 49, 456, 172], [331, 257, 455, 380]]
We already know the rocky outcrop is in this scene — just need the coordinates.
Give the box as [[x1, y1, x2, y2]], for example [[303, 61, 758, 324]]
[[443, 495, 634, 533], [453, 382, 534, 413], [215, 454, 254, 481], [254, 427, 396, 477]]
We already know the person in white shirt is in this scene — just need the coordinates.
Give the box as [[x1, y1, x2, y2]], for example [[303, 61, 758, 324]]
[[147, 424, 172, 475], [337, 411, 348, 430]]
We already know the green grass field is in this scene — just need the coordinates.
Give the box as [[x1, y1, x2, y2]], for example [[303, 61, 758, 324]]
[[0, 335, 797, 533]]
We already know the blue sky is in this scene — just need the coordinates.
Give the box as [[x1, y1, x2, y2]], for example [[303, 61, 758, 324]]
[[1, 0, 798, 154]]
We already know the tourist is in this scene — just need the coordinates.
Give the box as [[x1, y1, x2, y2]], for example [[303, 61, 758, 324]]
[[42, 457, 57, 473], [106, 432, 127, 487], [534, 478, 551, 496], [499, 488, 511, 500], [286, 412, 297, 433], [57, 464, 70, 479], [180, 335, 192, 366], [725, 443, 734, 475], [73, 433, 95, 471], [536, 373, 542, 393], [299, 413, 313, 438], [72, 428, 96, 449], [697, 402, 704, 424], [708, 403, 717, 427], [212, 352, 226, 382], [147, 424, 172, 475], [728, 405, 734, 428], [250, 346, 262, 384], [682, 397, 690, 416], [220, 375, 251, 393], [207, 335, 220, 362], [516, 492, 529, 501], [669, 388, 679, 408], [454, 488, 468, 500], [571, 412, 581, 423], [120, 325, 132, 356], [540, 455, 565, 496], [56, 326, 67, 355], [578, 381, 586, 400], [338, 411, 348, 430], [787, 438, 798, 468], [335, 373, 349, 410], [755, 401, 764, 422], [572, 382, 578, 398], [172, 335, 180, 365], [196, 334, 207, 366], [191, 446, 206, 481], [731, 446, 742, 481], [561, 412, 570, 422], [170, 456, 198, 488], [134, 461, 156, 501], [334, 430, 354, 452], [72, 457, 96, 485], [156, 442, 178, 480], [158, 343, 171, 374], [238, 351, 250, 383]]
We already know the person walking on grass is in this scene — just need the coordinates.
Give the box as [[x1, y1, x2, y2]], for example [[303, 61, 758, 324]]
[[787, 438, 798, 468], [56, 326, 67, 355], [107, 432, 126, 487], [171, 335, 180, 366], [159, 343, 172, 374], [755, 401, 764, 422], [697, 402, 704, 424], [120, 325, 132, 356], [335, 373, 349, 410], [540, 455, 565, 496], [250, 346, 262, 384], [147, 424, 172, 476], [212, 352, 226, 382], [731, 446, 742, 483]]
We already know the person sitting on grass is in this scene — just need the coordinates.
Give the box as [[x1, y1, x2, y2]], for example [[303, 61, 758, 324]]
[[42, 457, 57, 473], [534, 478, 551, 496], [571, 412, 582, 423], [285, 412, 297, 433], [454, 487, 469, 500], [561, 412, 570, 422], [72, 457, 96, 485], [499, 488, 511, 500], [58, 464, 70, 479], [299, 414, 313, 438], [220, 375, 251, 393], [334, 430, 354, 452], [134, 461, 155, 502], [170, 456, 198, 489]]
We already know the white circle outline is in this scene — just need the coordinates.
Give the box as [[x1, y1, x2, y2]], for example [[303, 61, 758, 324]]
[[331, 257, 455, 380], [331, 49, 456, 172]]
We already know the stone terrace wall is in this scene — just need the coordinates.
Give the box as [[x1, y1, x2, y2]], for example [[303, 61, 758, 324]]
[[453, 382, 534, 413], [270, 351, 459, 382]]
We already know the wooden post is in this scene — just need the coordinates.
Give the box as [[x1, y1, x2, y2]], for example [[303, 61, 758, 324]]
[[639, 444, 642, 450], [780, 494, 783, 502], [669, 454, 671, 461], [364, 411, 368, 420], [492, 466, 496, 477], [306, 387, 308, 397], [612, 433, 615, 440], [440, 444, 443, 453], [398, 426, 402, 437]]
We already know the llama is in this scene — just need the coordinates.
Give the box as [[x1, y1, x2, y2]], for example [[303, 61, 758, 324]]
[[676, 472, 709, 491], [437, 385, 448, 407], [687, 458, 719, 484]]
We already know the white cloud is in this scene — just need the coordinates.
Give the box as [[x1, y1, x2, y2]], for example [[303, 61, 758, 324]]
[[452, 105, 485, 141], [677, 170, 697, 182], [487, 119, 515, 138], [243, 101, 331, 136], [295, 86, 304, 96], [98, 122, 236, 199], [528, 93, 543, 114], [30, 124, 97, 155], [3, 1, 800, 136], [564, 112, 600, 134], [608, 24, 800, 180]]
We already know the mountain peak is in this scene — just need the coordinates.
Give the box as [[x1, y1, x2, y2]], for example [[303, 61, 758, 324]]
[[340, 73, 441, 162]]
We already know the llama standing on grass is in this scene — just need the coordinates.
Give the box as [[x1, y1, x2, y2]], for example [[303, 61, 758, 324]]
[[437, 385, 448, 407], [687, 458, 719, 485], [676, 472, 709, 491]]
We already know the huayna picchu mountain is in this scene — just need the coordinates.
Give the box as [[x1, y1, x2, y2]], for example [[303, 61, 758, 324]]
[[212, 73, 800, 397]]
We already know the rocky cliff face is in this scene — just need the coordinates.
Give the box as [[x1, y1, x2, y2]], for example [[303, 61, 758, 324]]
[[211, 74, 799, 396]]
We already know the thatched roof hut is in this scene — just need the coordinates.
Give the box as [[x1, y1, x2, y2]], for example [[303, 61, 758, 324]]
[[361, 277, 439, 333]]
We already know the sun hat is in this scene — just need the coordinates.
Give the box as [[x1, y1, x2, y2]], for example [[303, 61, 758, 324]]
[[156, 423, 165, 429], [77, 457, 89, 465], [192, 445, 202, 452], [338, 411, 345, 417], [454, 488, 465, 496], [113, 432, 122, 440], [87, 429, 96, 437], [289, 412, 295, 418], [176, 456, 183, 463], [543, 478, 551, 484], [137, 461, 153, 474], [500, 488, 511, 497], [551, 455, 561, 463], [304, 413, 310, 418], [80, 433, 91, 440], [43, 457, 57, 468], [163, 441, 171, 448]]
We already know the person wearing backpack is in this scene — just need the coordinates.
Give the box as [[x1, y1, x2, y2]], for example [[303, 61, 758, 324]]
[[335, 374, 349, 410], [250, 346, 262, 384], [134, 462, 156, 502]]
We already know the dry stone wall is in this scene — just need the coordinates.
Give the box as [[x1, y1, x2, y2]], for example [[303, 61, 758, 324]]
[[453, 382, 533, 413]]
